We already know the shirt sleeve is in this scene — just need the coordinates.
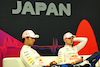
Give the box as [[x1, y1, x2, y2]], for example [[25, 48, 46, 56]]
[[73, 37, 88, 51], [58, 48, 66, 64]]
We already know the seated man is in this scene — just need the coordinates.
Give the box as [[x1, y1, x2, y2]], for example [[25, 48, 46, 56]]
[[58, 32, 100, 67], [20, 30, 57, 67]]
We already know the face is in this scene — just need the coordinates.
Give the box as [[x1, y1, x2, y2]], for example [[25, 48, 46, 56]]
[[25, 37, 35, 46], [64, 36, 74, 45]]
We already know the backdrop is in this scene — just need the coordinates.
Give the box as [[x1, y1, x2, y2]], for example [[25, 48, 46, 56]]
[[0, 0, 100, 55]]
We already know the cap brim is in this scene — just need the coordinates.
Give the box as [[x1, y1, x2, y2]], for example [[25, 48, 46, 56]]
[[72, 35, 76, 38], [31, 35, 39, 38]]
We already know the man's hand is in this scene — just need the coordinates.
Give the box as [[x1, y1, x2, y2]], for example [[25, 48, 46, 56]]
[[50, 61, 57, 66]]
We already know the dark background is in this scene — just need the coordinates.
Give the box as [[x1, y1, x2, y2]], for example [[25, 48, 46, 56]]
[[0, 0, 100, 55]]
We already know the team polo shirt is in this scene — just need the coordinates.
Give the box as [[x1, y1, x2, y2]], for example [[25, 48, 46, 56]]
[[58, 45, 81, 64], [20, 45, 42, 67], [58, 37, 88, 64]]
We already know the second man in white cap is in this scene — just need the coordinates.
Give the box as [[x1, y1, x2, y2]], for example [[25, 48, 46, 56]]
[[58, 32, 89, 65]]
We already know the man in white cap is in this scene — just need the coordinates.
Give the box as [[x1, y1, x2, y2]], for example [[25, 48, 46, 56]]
[[58, 32, 100, 67], [20, 30, 57, 67], [20, 30, 42, 67], [58, 32, 88, 65]]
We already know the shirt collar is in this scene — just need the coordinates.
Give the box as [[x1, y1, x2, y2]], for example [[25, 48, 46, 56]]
[[64, 45, 73, 48]]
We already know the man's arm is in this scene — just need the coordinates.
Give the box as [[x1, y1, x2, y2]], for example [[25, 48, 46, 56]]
[[73, 37, 88, 51]]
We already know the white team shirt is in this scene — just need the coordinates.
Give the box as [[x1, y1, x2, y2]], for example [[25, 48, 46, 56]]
[[58, 37, 88, 64], [20, 45, 42, 67]]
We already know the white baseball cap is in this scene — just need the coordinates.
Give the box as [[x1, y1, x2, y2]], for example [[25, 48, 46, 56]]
[[63, 32, 75, 39], [22, 30, 39, 39]]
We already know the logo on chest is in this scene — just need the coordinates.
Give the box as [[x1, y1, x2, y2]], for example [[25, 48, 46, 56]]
[[69, 55, 79, 60]]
